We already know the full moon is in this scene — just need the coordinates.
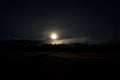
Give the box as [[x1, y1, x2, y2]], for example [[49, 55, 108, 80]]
[[51, 33, 57, 40]]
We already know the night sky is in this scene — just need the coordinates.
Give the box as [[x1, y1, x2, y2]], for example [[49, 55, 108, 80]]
[[1, 0, 120, 44]]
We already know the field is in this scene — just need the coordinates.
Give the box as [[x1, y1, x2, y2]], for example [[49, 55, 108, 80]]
[[0, 50, 119, 74], [1, 51, 119, 65]]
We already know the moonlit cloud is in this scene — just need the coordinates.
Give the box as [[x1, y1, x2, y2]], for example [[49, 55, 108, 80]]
[[55, 37, 90, 44]]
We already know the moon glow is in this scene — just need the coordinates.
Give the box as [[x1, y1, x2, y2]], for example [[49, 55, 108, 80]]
[[51, 33, 57, 40]]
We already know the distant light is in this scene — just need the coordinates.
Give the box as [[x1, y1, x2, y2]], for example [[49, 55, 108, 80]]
[[51, 33, 57, 40]]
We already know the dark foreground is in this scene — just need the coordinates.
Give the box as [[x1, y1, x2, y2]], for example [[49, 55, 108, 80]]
[[0, 40, 119, 66], [0, 51, 120, 75], [1, 51, 120, 65]]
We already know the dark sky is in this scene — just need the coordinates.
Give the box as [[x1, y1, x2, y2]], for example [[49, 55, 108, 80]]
[[1, 0, 120, 43]]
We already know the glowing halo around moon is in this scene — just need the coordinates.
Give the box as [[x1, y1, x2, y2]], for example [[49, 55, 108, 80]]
[[51, 33, 57, 40]]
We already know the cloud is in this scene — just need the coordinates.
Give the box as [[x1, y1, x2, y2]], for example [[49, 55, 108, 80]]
[[55, 37, 90, 44]]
